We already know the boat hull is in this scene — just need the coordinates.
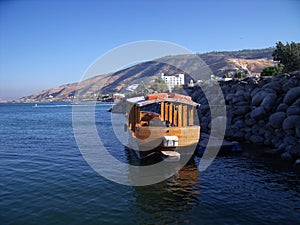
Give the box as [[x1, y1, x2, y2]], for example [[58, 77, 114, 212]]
[[128, 125, 200, 160]]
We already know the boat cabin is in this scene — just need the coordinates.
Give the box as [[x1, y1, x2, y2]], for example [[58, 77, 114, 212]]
[[126, 93, 200, 136]]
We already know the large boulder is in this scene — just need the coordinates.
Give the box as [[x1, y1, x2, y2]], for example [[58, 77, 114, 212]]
[[294, 159, 300, 174], [231, 130, 245, 140], [233, 105, 251, 116], [269, 112, 286, 129], [292, 98, 300, 106], [250, 106, 266, 120], [287, 105, 300, 116], [262, 81, 282, 93], [232, 95, 245, 104], [282, 115, 300, 130], [276, 103, 288, 112], [245, 117, 256, 126], [282, 76, 299, 92], [261, 93, 277, 112], [288, 144, 300, 158], [225, 93, 235, 102], [232, 120, 246, 129], [283, 87, 300, 105], [281, 152, 294, 162], [252, 124, 265, 135], [249, 135, 264, 144], [283, 135, 298, 146], [252, 91, 266, 106]]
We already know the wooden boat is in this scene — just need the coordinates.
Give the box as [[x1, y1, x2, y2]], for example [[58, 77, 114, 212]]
[[126, 93, 200, 160]]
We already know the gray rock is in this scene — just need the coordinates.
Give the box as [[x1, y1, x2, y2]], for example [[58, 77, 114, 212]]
[[284, 128, 295, 136], [276, 103, 288, 112], [232, 130, 245, 140], [264, 128, 273, 139], [245, 118, 256, 126], [283, 86, 300, 105], [244, 131, 251, 140], [262, 81, 282, 93], [287, 105, 300, 116], [235, 90, 245, 97], [282, 77, 299, 92], [288, 144, 300, 158], [282, 115, 300, 130], [284, 135, 298, 145], [252, 124, 264, 135], [272, 136, 282, 146], [236, 101, 249, 106], [294, 159, 300, 174], [251, 87, 260, 98], [275, 129, 285, 138], [232, 95, 245, 104], [252, 91, 266, 106], [225, 93, 235, 102], [264, 138, 271, 146], [249, 135, 264, 143], [292, 98, 300, 106], [261, 93, 277, 112], [233, 105, 251, 115], [232, 120, 246, 129], [269, 112, 286, 129], [281, 152, 294, 162], [296, 127, 300, 138], [250, 107, 266, 120], [277, 142, 287, 151], [243, 91, 251, 100]]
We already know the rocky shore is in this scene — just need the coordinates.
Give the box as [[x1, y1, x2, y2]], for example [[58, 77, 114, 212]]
[[189, 71, 300, 171]]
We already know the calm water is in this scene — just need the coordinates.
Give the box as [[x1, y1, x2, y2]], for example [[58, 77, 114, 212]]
[[0, 103, 299, 224]]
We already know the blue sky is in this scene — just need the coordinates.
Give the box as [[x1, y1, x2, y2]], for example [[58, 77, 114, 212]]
[[0, 0, 299, 100]]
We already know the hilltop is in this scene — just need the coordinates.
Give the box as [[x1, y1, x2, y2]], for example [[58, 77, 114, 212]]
[[16, 48, 275, 102]]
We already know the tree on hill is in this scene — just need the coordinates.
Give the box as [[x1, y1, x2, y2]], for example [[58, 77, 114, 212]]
[[261, 64, 284, 77], [150, 77, 169, 92], [234, 71, 247, 79], [272, 41, 300, 73]]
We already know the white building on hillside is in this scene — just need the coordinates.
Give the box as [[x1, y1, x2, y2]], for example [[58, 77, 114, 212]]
[[160, 73, 185, 91]]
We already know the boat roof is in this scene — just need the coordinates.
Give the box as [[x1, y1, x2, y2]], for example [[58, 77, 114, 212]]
[[126, 96, 200, 108]]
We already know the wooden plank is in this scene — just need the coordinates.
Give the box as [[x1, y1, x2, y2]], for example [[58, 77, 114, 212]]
[[177, 104, 182, 127], [169, 102, 173, 124], [136, 126, 200, 147], [188, 106, 194, 126], [165, 102, 169, 121], [136, 107, 140, 123], [183, 104, 187, 127], [173, 104, 177, 126], [160, 102, 164, 121]]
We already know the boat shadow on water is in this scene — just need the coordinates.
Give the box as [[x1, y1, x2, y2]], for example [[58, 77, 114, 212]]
[[131, 157, 201, 224]]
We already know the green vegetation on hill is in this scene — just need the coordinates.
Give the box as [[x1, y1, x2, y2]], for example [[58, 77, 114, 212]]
[[272, 41, 300, 73], [261, 41, 300, 76], [199, 47, 274, 60]]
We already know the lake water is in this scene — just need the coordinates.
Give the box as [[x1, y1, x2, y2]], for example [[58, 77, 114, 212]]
[[1, 102, 299, 224]]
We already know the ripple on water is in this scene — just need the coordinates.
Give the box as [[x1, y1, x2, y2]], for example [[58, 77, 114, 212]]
[[1, 103, 300, 224]]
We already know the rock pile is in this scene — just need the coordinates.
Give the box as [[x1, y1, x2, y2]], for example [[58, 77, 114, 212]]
[[191, 71, 300, 166]]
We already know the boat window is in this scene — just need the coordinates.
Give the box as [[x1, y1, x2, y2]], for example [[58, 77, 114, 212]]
[[140, 103, 160, 114]]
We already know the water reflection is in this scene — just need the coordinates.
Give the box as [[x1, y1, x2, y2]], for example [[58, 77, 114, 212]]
[[131, 158, 201, 224]]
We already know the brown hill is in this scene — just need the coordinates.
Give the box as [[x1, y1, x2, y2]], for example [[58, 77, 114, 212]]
[[16, 48, 275, 102]]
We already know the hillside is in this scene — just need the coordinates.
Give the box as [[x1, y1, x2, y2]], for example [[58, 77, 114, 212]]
[[16, 48, 275, 102]]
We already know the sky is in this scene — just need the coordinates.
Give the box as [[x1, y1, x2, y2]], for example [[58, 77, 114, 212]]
[[0, 0, 299, 100]]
